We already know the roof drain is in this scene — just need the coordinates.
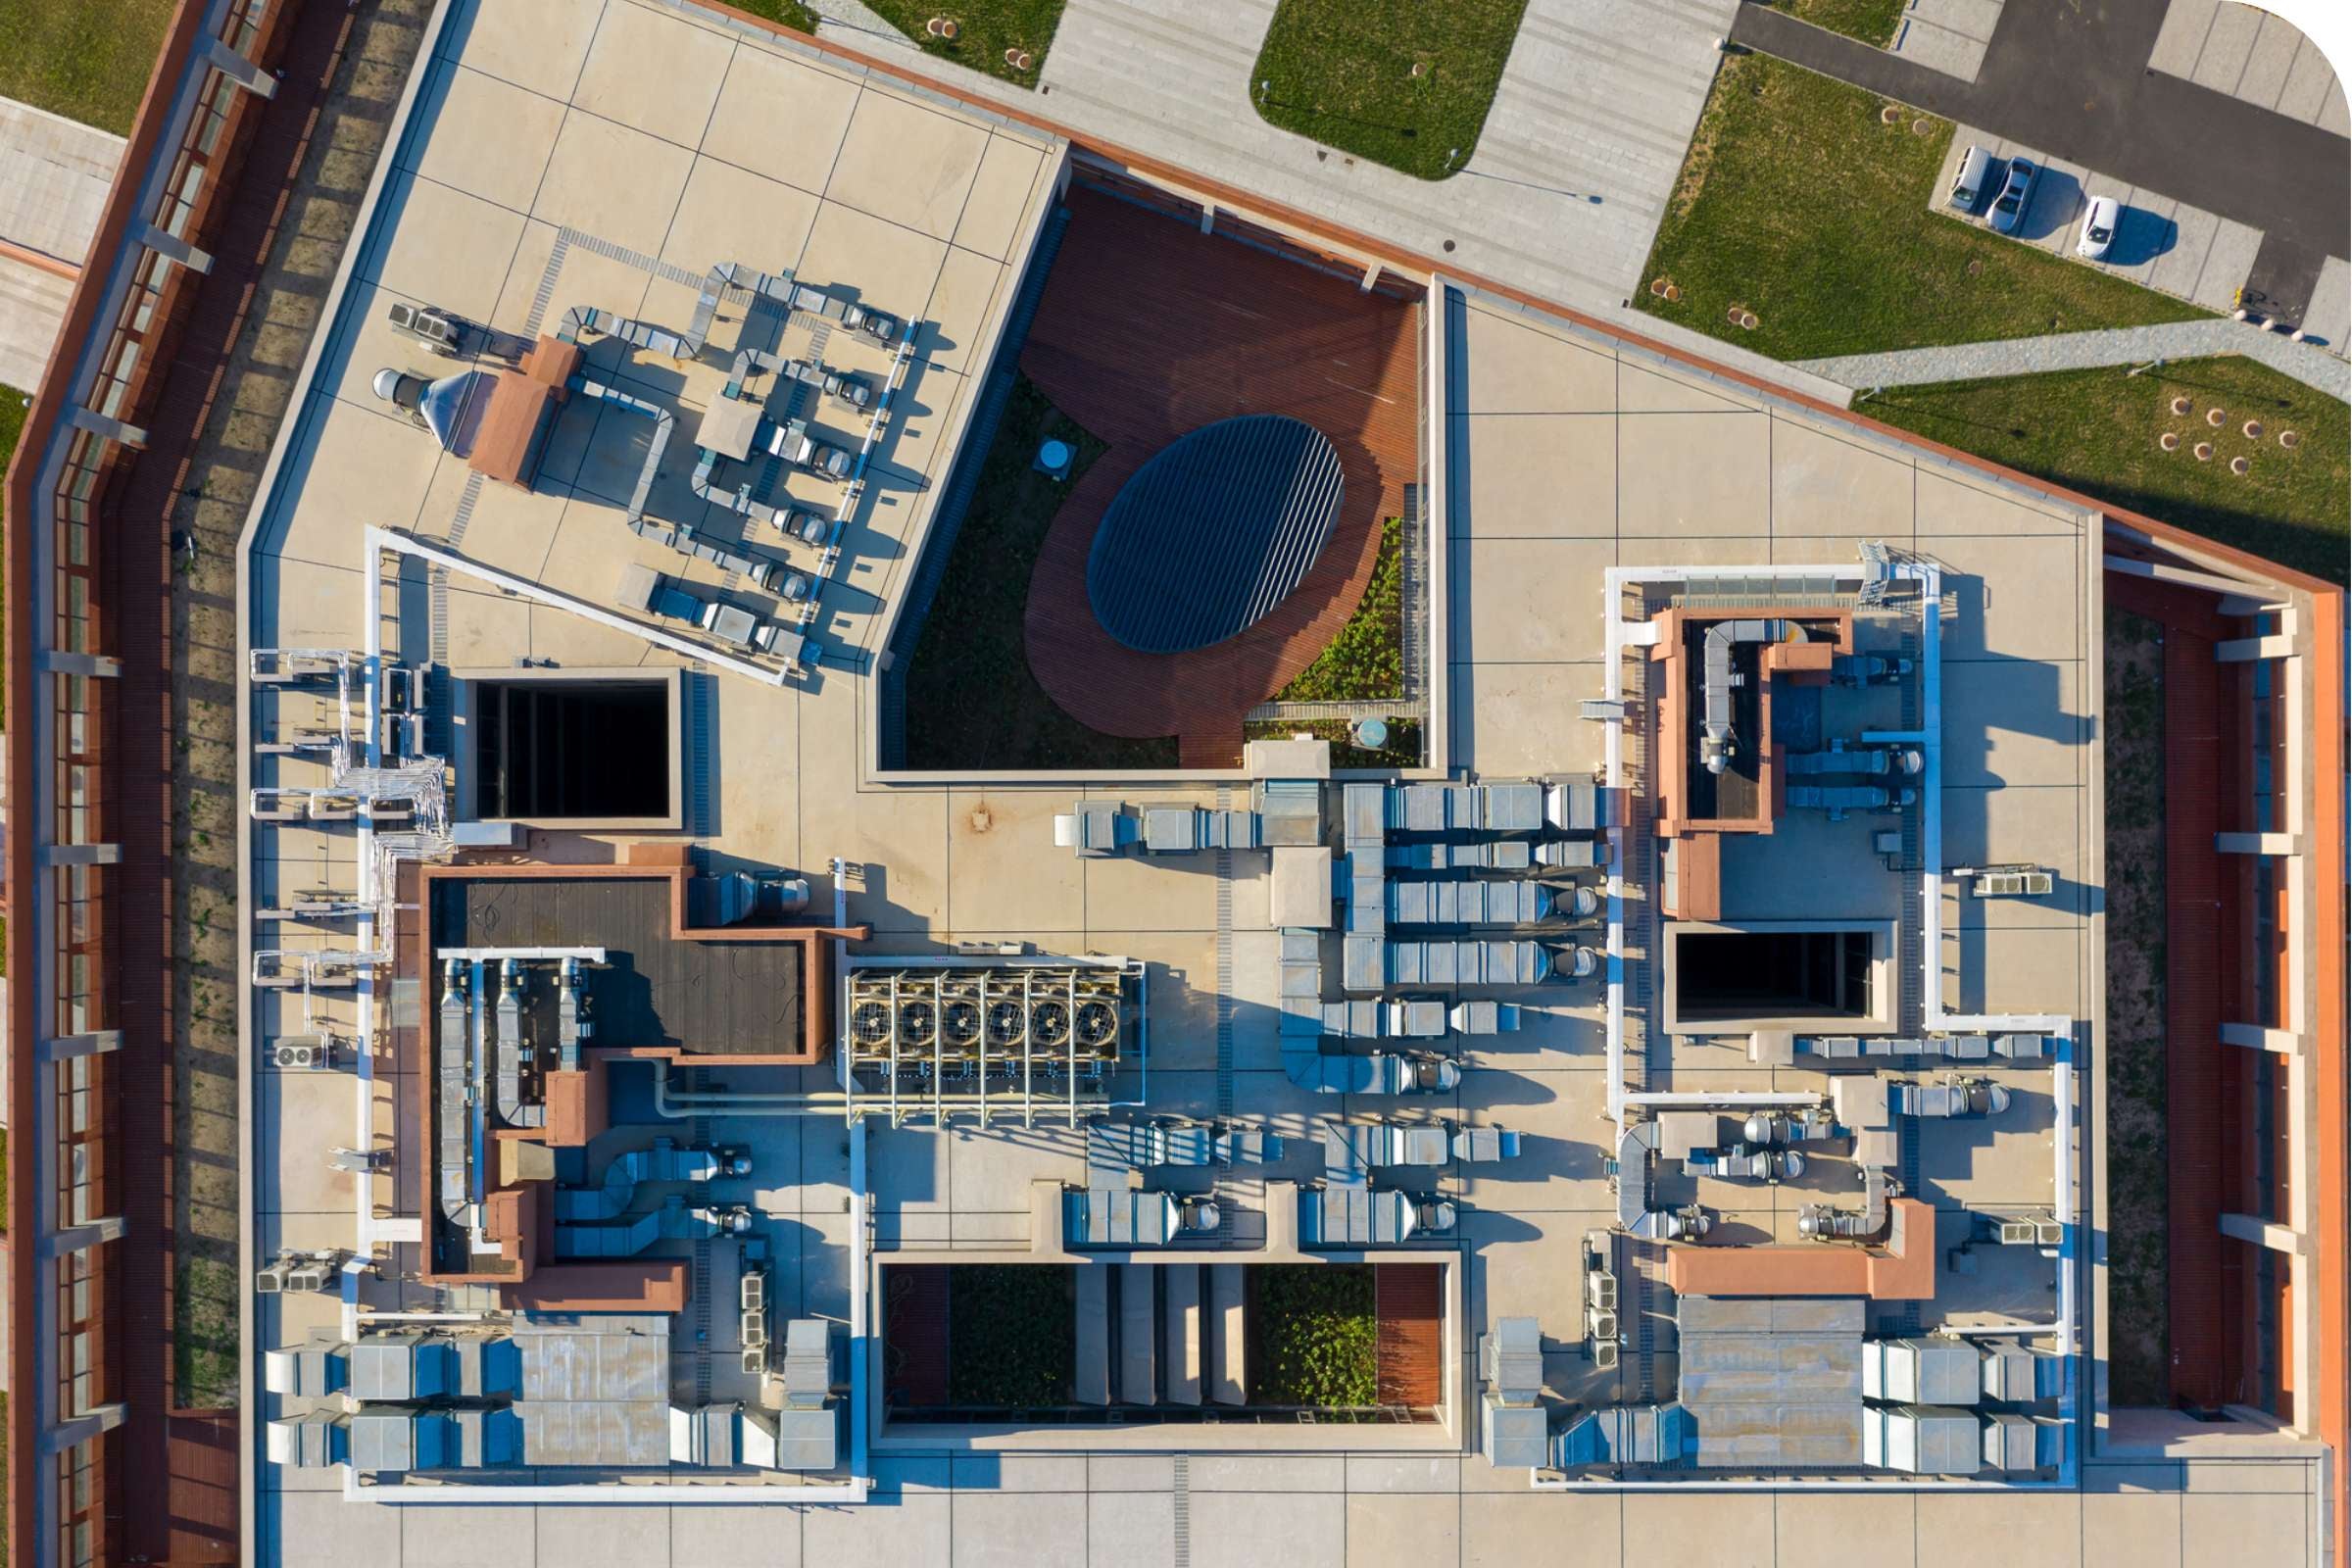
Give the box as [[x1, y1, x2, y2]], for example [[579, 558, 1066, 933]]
[[1699, 617, 1796, 775]]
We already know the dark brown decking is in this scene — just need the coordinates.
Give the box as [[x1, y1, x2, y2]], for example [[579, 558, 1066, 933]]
[[2107, 570, 2251, 1410], [883, 1265, 952, 1407], [1019, 187, 1421, 768], [1374, 1262, 1444, 1408], [97, 4, 385, 1560]]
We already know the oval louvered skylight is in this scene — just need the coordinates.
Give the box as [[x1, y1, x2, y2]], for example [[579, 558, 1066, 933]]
[[1084, 415, 1345, 655]]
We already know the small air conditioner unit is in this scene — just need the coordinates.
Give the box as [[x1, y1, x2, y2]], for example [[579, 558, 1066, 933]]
[[1996, 1219, 2039, 1246], [742, 1314, 767, 1348], [1587, 1309, 1619, 1343], [741, 1271, 766, 1311], [285, 1264, 331, 1293], [254, 1266, 288, 1295], [1592, 1339, 1619, 1371], [2034, 1220, 2065, 1247], [1586, 1272, 1617, 1310], [274, 1042, 324, 1070], [741, 1346, 768, 1376]]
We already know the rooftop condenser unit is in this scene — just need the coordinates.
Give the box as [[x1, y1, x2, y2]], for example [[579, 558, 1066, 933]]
[[273, 1036, 332, 1070]]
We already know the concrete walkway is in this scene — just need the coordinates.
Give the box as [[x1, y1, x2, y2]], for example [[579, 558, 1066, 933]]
[[792, 0, 1868, 405], [1728, 0, 2348, 324], [808, 0, 1733, 319], [1798, 318, 2352, 401]]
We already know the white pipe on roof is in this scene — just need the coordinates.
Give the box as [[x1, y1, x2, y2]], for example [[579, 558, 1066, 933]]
[[367, 525, 790, 687]]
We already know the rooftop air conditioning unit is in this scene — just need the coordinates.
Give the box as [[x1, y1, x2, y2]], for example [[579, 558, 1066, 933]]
[[274, 1040, 328, 1070], [285, 1262, 333, 1293], [1592, 1338, 1619, 1371], [1586, 1309, 1619, 1343], [1586, 1272, 1617, 1310], [1996, 1219, 2040, 1246], [742, 1346, 768, 1377], [741, 1270, 766, 1311], [254, 1265, 289, 1295], [2034, 1220, 2065, 1247]]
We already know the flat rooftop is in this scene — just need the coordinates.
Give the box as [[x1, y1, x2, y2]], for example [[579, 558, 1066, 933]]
[[236, 2, 2323, 1563]]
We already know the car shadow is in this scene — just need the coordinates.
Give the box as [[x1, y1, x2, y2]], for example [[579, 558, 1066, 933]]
[[2017, 164, 2083, 244], [2103, 205, 2180, 268]]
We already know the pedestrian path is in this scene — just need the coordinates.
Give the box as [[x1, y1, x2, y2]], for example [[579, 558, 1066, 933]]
[[1797, 318, 2350, 401], [810, 0, 1735, 320], [0, 94, 124, 388]]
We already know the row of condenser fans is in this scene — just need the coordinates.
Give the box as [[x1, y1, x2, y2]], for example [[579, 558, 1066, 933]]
[[848, 975, 1125, 1058]]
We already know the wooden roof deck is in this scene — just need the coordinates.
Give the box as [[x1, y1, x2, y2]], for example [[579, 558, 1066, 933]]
[[1020, 187, 1421, 767]]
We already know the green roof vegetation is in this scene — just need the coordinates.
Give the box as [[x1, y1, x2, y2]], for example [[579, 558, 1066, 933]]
[[1864, 356, 2349, 586], [1247, 515, 1422, 767], [1277, 515, 1403, 704], [2101, 611, 2170, 1408], [0, 0, 174, 137], [949, 1265, 1075, 1406], [902, 376, 1180, 770], [1636, 52, 2207, 360], [1251, 1265, 1378, 1407], [1250, 0, 1528, 180]]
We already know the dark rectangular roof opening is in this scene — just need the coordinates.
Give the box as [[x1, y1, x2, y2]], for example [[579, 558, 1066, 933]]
[[1676, 928, 1874, 1024], [475, 677, 670, 821]]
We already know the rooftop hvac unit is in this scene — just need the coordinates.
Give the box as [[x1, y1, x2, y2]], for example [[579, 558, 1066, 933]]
[[1995, 1219, 2040, 1246], [742, 1346, 768, 1376], [255, 1265, 288, 1295], [1967, 866, 2055, 898], [1586, 1271, 1618, 1310], [273, 1038, 330, 1070], [741, 1269, 766, 1312], [285, 1262, 334, 1293], [742, 1314, 767, 1348], [1586, 1308, 1619, 1343], [1592, 1338, 1619, 1371], [2035, 1220, 2064, 1247]]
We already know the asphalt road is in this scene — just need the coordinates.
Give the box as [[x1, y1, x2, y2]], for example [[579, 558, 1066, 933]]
[[1731, 0, 2349, 322]]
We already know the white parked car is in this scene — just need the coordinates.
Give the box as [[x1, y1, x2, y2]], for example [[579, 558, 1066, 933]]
[[1948, 145, 1992, 212], [1988, 157, 2037, 235], [2076, 195, 2120, 261]]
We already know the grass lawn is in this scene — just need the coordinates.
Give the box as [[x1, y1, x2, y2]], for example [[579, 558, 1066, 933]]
[[1250, 0, 1529, 180], [733, 0, 822, 34], [903, 376, 1180, 770], [1866, 357, 2349, 585], [1768, 0, 1906, 46], [1251, 1265, 1378, 1407], [1636, 53, 2206, 360], [862, 0, 1066, 86], [0, 0, 175, 136]]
